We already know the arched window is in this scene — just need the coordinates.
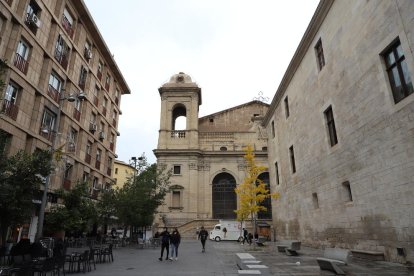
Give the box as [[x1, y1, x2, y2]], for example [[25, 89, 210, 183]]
[[212, 173, 237, 219], [172, 104, 186, 130]]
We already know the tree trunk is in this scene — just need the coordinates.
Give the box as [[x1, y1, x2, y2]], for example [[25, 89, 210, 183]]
[[0, 223, 9, 247]]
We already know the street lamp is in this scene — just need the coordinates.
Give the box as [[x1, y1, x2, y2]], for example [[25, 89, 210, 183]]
[[130, 156, 143, 183], [35, 90, 85, 242]]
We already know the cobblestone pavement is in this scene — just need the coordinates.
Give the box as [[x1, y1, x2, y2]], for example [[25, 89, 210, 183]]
[[84, 240, 412, 276]]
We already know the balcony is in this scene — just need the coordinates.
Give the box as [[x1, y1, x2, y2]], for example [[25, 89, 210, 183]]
[[105, 82, 110, 91], [2, 99, 19, 121], [62, 16, 74, 38], [73, 109, 81, 122], [79, 79, 86, 90], [115, 97, 119, 105], [107, 168, 111, 176], [171, 130, 186, 138], [54, 48, 68, 69], [102, 107, 107, 117], [110, 142, 114, 151], [39, 127, 53, 141], [67, 143, 76, 153], [95, 160, 100, 170], [47, 85, 60, 103], [63, 179, 71, 190], [85, 154, 91, 164], [14, 53, 29, 74], [112, 119, 116, 127]]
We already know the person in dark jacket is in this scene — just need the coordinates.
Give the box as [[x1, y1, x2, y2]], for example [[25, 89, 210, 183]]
[[198, 226, 209, 252], [169, 228, 181, 261], [158, 227, 170, 261]]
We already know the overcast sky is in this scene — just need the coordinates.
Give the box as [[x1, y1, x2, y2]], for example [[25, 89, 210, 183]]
[[83, 0, 320, 164]]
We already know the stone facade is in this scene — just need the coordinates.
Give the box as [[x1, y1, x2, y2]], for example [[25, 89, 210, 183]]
[[0, 0, 129, 239], [154, 72, 270, 228], [263, 0, 414, 263]]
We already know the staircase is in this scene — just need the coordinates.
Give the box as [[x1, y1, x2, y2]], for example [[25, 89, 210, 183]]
[[162, 219, 219, 239]]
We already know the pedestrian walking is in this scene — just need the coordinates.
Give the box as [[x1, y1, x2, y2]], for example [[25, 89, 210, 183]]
[[198, 226, 209, 252], [158, 227, 170, 261], [169, 228, 181, 261], [242, 228, 248, 244]]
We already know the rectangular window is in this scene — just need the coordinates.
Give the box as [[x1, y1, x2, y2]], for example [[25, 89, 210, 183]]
[[82, 172, 89, 183], [324, 106, 338, 146], [284, 96, 289, 118], [68, 128, 77, 152], [25, 1, 41, 33], [173, 165, 181, 175], [96, 148, 101, 161], [62, 8, 74, 38], [86, 141, 92, 155], [274, 162, 280, 185], [289, 145, 296, 174], [115, 168, 118, 174], [41, 108, 56, 132], [55, 35, 70, 69], [312, 192, 319, 209], [78, 66, 87, 89], [48, 72, 62, 93], [5, 81, 19, 103], [271, 121, 275, 138], [315, 38, 325, 71], [15, 39, 30, 74], [0, 130, 12, 156], [383, 39, 413, 103], [172, 191, 180, 208], [342, 181, 353, 202]]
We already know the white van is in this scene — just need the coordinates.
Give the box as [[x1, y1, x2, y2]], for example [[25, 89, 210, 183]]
[[209, 220, 245, 242]]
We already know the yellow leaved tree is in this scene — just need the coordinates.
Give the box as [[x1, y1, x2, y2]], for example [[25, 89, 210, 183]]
[[235, 145, 280, 247]]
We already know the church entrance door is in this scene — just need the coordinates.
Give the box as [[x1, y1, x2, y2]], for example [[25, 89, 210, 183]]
[[212, 172, 237, 219]]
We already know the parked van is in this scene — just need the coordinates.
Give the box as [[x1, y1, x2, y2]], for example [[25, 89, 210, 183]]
[[209, 220, 245, 242]]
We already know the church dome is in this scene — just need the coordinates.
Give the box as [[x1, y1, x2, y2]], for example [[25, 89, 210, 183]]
[[168, 72, 193, 84]]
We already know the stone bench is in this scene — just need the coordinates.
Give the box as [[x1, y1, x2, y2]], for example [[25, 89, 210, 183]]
[[236, 253, 256, 270], [276, 240, 301, 256], [238, 270, 261, 275], [316, 248, 350, 275], [351, 249, 385, 261]]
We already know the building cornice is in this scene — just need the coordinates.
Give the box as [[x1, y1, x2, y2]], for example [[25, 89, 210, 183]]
[[262, 0, 334, 126]]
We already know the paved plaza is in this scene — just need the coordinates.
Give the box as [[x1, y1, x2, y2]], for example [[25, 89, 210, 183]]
[[85, 239, 413, 276]]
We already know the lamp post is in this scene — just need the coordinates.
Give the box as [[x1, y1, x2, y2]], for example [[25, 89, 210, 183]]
[[35, 89, 86, 242], [130, 156, 143, 183]]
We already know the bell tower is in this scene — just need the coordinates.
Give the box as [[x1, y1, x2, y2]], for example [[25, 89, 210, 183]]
[[156, 72, 202, 150]]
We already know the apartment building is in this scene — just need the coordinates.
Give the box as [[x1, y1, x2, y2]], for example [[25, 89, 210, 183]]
[[113, 159, 136, 189], [0, 0, 130, 239], [263, 0, 413, 263]]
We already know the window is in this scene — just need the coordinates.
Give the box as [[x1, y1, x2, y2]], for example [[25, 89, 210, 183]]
[[62, 8, 74, 38], [284, 96, 289, 118], [79, 66, 87, 89], [105, 73, 111, 90], [173, 165, 181, 175], [0, 130, 12, 156], [84, 40, 92, 61], [97, 60, 103, 79], [55, 34, 70, 69], [115, 168, 118, 174], [312, 192, 319, 209], [274, 162, 280, 185], [48, 72, 62, 98], [271, 120, 275, 138], [91, 112, 97, 124], [209, 118, 214, 123], [15, 40, 30, 74], [74, 96, 81, 111], [68, 128, 77, 152], [342, 181, 353, 202], [324, 106, 338, 146], [262, 147, 267, 151], [5, 81, 19, 103], [172, 191, 181, 208], [315, 38, 325, 70], [41, 108, 56, 132], [82, 172, 89, 183], [25, 1, 41, 33], [220, 146, 227, 151], [64, 163, 72, 180], [383, 39, 413, 103], [289, 145, 296, 174], [96, 148, 101, 161], [86, 141, 92, 155]]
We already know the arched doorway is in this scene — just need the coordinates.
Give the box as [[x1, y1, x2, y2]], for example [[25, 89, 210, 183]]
[[257, 172, 272, 219], [212, 172, 237, 219]]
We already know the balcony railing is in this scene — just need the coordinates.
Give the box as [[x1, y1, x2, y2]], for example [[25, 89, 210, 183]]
[[73, 109, 81, 122], [102, 107, 106, 117], [107, 168, 111, 176], [67, 143, 76, 153], [39, 127, 53, 141], [105, 82, 110, 91], [85, 154, 91, 164], [79, 79, 86, 90], [171, 130, 186, 138], [63, 179, 71, 190], [110, 142, 114, 151], [2, 99, 19, 121], [62, 16, 74, 38], [47, 85, 60, 103], [115, 97, 119, 105], [14, 53, 29, 74], [54, 48, 68, 69], [95, 160, 100, 170], [112, 119, 116, 127]]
